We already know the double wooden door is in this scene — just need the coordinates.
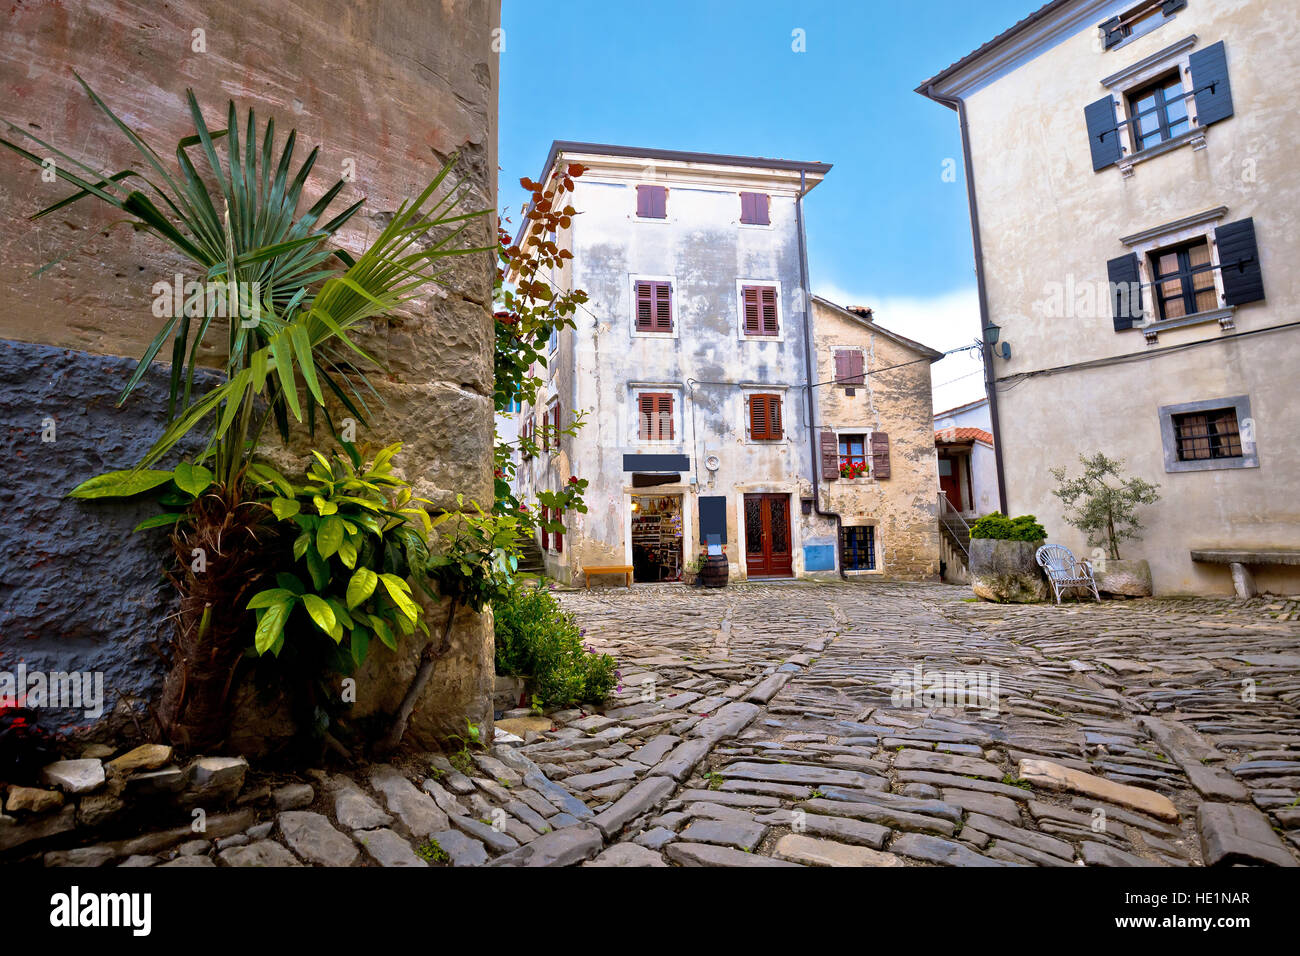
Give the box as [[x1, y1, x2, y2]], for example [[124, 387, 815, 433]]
[[744, 493, 792, 578]]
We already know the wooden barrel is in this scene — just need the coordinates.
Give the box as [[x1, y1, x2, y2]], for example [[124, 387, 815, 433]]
[[700, 554, 729, 588]]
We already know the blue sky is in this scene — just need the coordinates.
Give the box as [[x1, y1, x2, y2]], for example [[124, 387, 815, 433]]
[[499, 0, 1039, 409]]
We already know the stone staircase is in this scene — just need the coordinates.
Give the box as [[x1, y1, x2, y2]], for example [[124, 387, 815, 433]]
[[514, 535, 546, 576]]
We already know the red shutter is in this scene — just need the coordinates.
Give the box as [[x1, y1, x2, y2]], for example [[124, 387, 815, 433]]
[[760, 287, 778, 335], [870, 432, 891, 479], [769, 394, 782, 439], [555, 510, 563, 554], [636, 282, 653, 330], [654, 282, 672, 331], [742, 286, 760, 333], [834, 349, 849, 383], [658, 394, 673, 440], [740, 191, 770, 225], [847, 351, 865, 384], [820, 429, 839, 481], [653, 186, 667, 218], [740, 192, 753, 223], [637, 185, 666, 218], [749, 395, 765, 439], [638, 394, 653, 440], [540, 504, 550, 551], [757, 193, 769, 225]]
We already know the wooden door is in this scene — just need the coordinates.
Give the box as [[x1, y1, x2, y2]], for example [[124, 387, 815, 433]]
[[744, 494, 793, 578], [938, 455, 962, 511]]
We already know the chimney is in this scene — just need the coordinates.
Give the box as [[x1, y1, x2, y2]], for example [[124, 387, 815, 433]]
[[847, 305, 874, 320]]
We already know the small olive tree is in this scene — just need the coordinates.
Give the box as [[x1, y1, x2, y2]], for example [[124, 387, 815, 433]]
[[1050, 453, 1160, 561]]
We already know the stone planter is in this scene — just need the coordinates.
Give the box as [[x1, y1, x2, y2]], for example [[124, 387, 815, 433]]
[[1093, 558, 1153, 597], [969, 538, 1048, 603]]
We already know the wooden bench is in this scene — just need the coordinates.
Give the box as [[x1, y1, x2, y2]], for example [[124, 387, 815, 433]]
[[584, 565, 633, 590], [1190, 549, 1300, 598]]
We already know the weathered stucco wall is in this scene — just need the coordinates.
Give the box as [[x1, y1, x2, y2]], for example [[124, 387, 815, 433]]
[[0, 0, 500, 742], [953, 0, 1300, 594], [519, 151, 824, 583], [813, 299, 941, 580]]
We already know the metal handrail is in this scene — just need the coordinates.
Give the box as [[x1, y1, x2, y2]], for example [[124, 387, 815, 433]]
[[937, 493, 971, 557]]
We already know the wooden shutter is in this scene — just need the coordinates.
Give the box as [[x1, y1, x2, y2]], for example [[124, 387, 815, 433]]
[[1085, 96, 1122, 171], [1215, 218, 1264, 306], [637, 184, 666, 218], [834, 349, 850, 383], [636, 282, 654, 330], [740, 191, 770, 225], [768, 394, 782, 439], [740, 192, 754, 224], [658, 393, 674, 440], [540, 504, 549, 551], [820, 429, 838, 481], [1189, 41, 1234, 127], [1107, 253, 1143, 330], [555, 510, 563, 554], [1161, 0, 1187, 14], [638, 393, 654, 440], [1099, 16, 1124, 50], [654, 282, 672, 331], [870, 432, 891, 479], [742, 286, 760, 333], [846, 350, 864, 384], [760, 287, 778, 334], [750, 394, 781, 440]]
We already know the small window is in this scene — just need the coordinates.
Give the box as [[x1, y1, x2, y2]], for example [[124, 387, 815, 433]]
[[834, 349, 865, 385], [741, 285, 779, 336], [1173, 408, 1242, 461], [635, 280, 673, 333], [638, 392, 674, 441], [840, 525, 876, 571], [548, 326, 558, 354], [1150, 238, 1217, 319], [749, 394, 783, 441], [740, 191, 770, 225], [1101, 0, 1181, 50], [1127, 72, 1190, 151], [636, 185, 666, 219], [838, 434, 868, 479]]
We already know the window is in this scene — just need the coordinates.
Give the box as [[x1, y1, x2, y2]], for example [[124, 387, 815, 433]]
[[504, 398, 521, 413], [749, 394, 783, 441], [838, 434, 868, 479], [548, 326, 558, 354], [840, 525, 876, 571], [1127, 72, 1190, 151], [1173, 408, 1242, 461], [1158, 395, 1257, 473], [543, 401, 560, 452], [1100, 0, 1183, 50], [740, 191, 770, 225], [636, 184, 666, 219], [741, 285, 779, 336], [1150, 239, 1217, 319], [635, 280, 673, 333], [638, 392, 674, 441], [834, 349, 865, 385]]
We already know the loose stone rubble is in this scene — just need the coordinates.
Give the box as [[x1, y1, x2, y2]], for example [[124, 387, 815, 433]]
[[4, 582, 1299, 867]]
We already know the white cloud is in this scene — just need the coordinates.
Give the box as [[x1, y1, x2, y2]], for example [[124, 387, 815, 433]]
[[813, 282, 986, 414]]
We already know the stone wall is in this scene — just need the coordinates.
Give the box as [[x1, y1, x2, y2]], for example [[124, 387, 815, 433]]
[[0, 0, 500, 745], [812, 299, 942, 581]]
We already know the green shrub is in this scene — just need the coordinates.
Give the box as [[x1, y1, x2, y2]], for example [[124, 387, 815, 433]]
[[969, 512, 1047, 542], [493, 582, 617, 707]]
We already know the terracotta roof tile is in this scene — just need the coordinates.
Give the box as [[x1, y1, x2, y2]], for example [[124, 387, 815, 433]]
[[936, 427, 994, 446]]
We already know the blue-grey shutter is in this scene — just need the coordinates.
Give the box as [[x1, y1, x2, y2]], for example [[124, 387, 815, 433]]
[[1107, 253, 1142, 330], [1161, 0, 1187, 15], [1189, 41, 1234, 126], [1215, 218, 1264, 306], [1099, 16, 1124, 50], [1085, 96, 1121, 170]]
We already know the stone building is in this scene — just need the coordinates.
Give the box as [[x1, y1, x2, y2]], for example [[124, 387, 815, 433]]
[[0, 0, 500, 745], [919, 0, 1300, 596], [514, 142, 942, 584]]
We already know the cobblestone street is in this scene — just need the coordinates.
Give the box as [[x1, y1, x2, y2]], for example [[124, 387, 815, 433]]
[[509, 581, 1300, 866]]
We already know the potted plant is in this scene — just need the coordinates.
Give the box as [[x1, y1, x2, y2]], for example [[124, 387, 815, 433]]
[[968, 513, 1048, 602], [684, 555, 704, 586], [839, 458, 869, 480], [1051, 453, 1161, 597]]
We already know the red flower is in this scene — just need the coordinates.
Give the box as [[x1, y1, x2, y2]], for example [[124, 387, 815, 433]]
[[568, 475, 579, 484]]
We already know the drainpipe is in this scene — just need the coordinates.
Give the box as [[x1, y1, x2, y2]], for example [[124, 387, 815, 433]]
[[796, 168, 847, 579], [925, 85, 1008, 514]]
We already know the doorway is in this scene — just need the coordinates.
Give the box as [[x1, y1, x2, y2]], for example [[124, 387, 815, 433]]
[[938, 453, 963, 512], [630, 494, 683, 582], [743, 493, 793, 578]]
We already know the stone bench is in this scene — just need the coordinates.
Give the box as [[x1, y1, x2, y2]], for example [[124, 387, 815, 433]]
[[1190, 549, 1300, 598], [583, 565, 633, 590]]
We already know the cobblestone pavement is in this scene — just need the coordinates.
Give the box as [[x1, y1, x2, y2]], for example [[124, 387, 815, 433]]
[[505, 581, 1300, 867]]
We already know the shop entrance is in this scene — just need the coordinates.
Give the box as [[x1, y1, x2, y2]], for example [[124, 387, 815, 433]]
[[630, 494, 684, 582]]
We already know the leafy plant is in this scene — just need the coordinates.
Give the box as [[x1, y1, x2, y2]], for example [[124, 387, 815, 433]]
[[969, 513, 1047, 542], [1050, 453, 1161, 561], [415, 838, 451, 864], [493, 581, 618, 707], [839, 458, 869, 479], [242, 442, 432, 664]]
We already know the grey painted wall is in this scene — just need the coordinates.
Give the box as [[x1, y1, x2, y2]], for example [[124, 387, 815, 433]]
[[0, 340, 212, 734]]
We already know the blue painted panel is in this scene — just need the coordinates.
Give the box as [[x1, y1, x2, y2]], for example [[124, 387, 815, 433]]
[[803, 544, 836, 572]]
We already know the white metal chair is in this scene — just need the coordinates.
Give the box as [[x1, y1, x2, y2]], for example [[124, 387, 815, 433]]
[[1035, 544, 1101, 604]]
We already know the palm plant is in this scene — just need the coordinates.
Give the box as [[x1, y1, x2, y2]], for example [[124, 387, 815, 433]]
[[2, 78, 489, 748]]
